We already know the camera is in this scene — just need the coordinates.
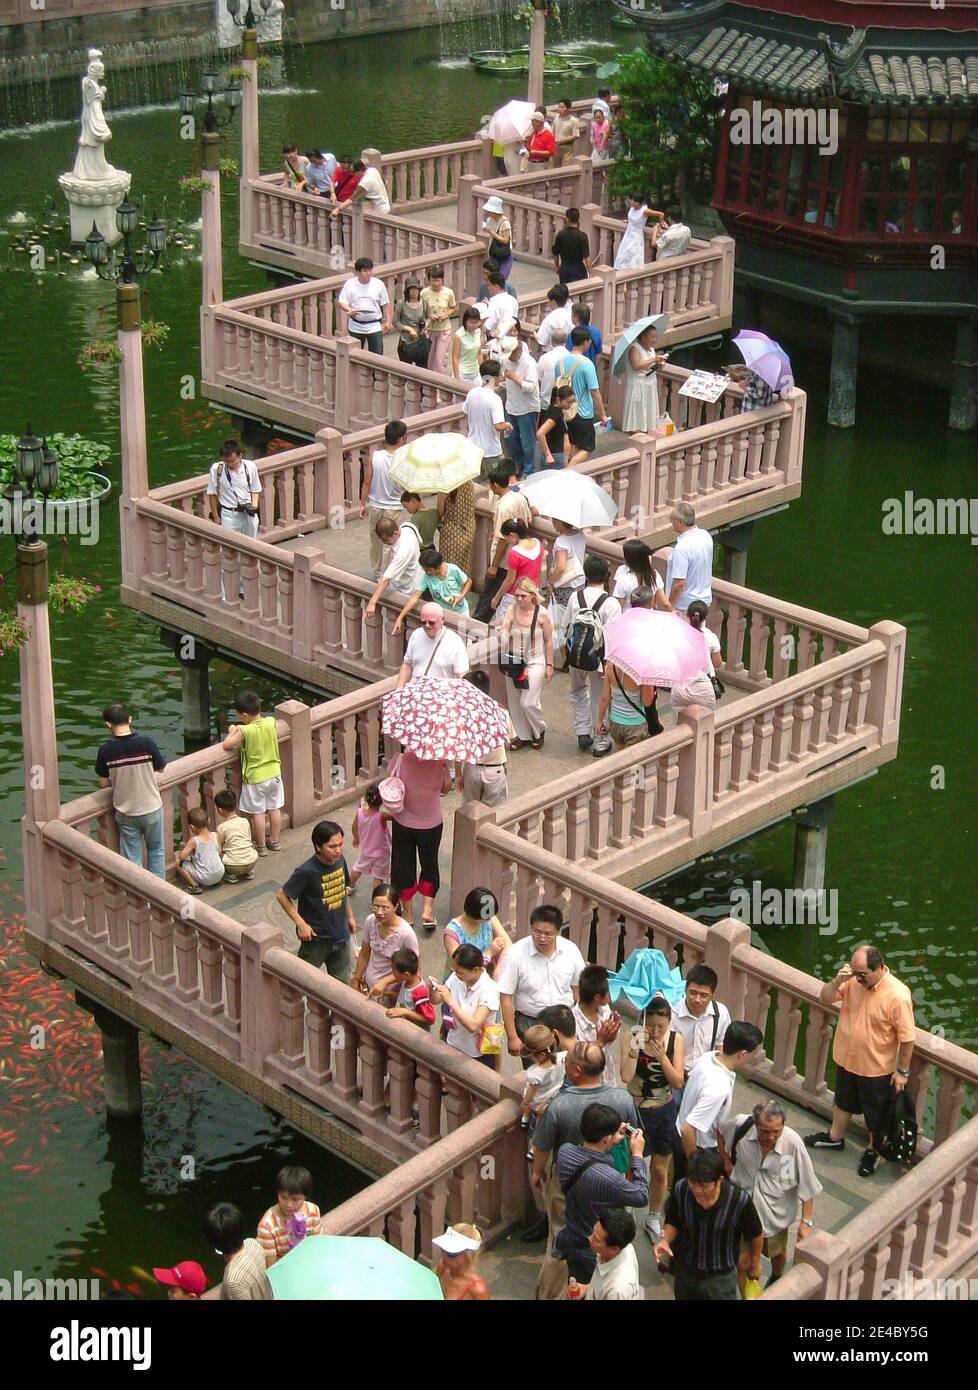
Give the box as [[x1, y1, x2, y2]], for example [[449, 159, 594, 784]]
[[236, 503, 260, 517]]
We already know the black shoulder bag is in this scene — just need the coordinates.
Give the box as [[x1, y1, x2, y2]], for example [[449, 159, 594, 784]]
[[499, 607, 538, 688], [614, 669, 664, 737]]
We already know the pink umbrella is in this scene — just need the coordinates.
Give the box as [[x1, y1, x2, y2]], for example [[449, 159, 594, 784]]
[[381, 677, 509, 762], [603, 609, 710, 687]]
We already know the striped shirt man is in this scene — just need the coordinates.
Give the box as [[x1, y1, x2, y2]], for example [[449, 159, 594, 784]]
[[665, 1177, 762, 1279], [556, 1144, 649, 1247]]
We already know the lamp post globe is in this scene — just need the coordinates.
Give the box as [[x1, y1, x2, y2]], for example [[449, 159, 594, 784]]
[[225, 81, 242, 112], [146, 212, 168, 257], [37, 439, 60, 499], [15, 423, 43, 485], [85, 222, 108, 268], [115, 198, 139, 240]]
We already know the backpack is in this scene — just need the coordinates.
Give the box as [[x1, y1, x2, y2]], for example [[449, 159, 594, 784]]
[[874, 1089, 918, 1165], [566, 592, 609, 671], [553, 355, 584, 420]]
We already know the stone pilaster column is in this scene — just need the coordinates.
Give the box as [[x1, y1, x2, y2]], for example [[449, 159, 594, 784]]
[[201, 130, 223, 308], [117, 283, 149, 590]]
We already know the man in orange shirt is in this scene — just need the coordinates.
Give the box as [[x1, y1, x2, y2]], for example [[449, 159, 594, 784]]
[[805, 945, 915, 1177]]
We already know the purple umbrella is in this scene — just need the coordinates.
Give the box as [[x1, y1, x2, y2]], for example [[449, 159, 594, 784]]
[[733, 330, 794, 392]]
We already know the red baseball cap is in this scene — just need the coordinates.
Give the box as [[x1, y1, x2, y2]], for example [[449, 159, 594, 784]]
[[153, 1261, 207, 1296]]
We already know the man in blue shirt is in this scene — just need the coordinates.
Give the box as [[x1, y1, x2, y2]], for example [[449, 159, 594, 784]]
[[555, 1103, 649, 1285], [303, 149, 337, 195], [560, 327, 610, 465], [565, 304, 603, 363]]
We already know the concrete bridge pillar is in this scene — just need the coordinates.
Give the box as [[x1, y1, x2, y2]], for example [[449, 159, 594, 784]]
[[159, 631, 215, 749], [793, 795, 836, 895], [200, 130, 223, 309], [718, 519, 754, 587], [948, 316, 977, 431], [827, 315, 858, 429], [78, 994, 143, 1121], [527, 9, 546, 111]]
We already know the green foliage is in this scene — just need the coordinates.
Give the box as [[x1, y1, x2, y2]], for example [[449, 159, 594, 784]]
[[0, 433, 110, 500], [219, 156, 239, 178], [48, 575, 101, 614], [180, 175, 212, 195], [141, 319, 170, 350], [0, 610, 30, 657], [78, 320, 170, 370], [607, 49, 721, 206], [225, 65, 250, 82]]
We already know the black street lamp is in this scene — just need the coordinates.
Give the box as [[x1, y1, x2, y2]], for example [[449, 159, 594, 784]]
[[85, 200, 168, 283], [179, 72, 242, 135], [3, 423, 59, 542], [226, 0, 276, 29]]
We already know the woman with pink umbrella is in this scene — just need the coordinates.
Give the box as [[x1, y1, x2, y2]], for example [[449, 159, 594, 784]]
[[595, 607, 712, 750]]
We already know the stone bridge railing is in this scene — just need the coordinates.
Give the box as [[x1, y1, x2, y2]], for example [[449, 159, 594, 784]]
[[201, 305, 469, 434], [763, 1113, 978, 1301]]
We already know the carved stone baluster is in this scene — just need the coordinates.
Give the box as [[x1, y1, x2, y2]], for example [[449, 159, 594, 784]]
[[305, 1006, 332, 1089], [104, 880, 129, 957], [322, 585, 343, 653], [333, 1019, 359, 1101], [771, 989, 801, 1083], [849, 663, 873, 731], [414, 1062, 443, 1148], [197, 937, 223, 1013], [609, 765, 637, 849], [769, 700, 794, 770], [185, 532, 203, 593], [801, 1005, 833, 1100], [81, 864, 107, 943], [342, 592, 364, 658], [443, 1084, 473, 1225], [771, 618, 792, 680], [933, 1173, 967, 1260], [655, 751, 680, 826], [542, 802, 567, 860], [565, 791, 589, 861], [386, 1047, 415, 1135], [277, 984, 306, 1064], [810, 681, 834, 750], [173, 920, 199, 1002], [587, 777, 613, 859], [789, 691, 815, 763], [827, 675, 854, 742], [222, 946, 241, 1028], [358, 1032, 387, 1118], [748, 610, 771, 685], [725, 601, 747, 673], [148, 903, 175, 984], [729, 719, 755, 792], [713, 725, 733, 800], [126, 891, 152, 966]]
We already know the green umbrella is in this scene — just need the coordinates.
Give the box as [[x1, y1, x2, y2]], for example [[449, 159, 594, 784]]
[[266, 1235, 443, 1301]]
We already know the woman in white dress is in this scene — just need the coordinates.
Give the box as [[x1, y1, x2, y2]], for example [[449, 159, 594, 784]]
[[614, 193, 653, 271], [622, 324, 667, 433]]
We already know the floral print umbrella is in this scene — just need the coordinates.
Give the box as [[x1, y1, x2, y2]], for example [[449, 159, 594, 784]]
[[381, 677, 509, 761]]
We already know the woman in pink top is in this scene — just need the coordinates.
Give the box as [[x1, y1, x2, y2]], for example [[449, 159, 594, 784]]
[[590, 108, 611, 166], [388, 748, 452, 933], [351, 883, 419, 994], [490, 518, 545, 620]]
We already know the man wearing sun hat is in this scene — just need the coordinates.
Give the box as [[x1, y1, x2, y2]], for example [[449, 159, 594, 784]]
[[153, 1261, 208, 1300]]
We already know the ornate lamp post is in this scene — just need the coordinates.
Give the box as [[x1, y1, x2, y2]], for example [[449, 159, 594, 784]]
[[226, 0, 276, 27], [85, 198, 167, 283], [3, 424, 59, 545], [179, 71, 242, 135]]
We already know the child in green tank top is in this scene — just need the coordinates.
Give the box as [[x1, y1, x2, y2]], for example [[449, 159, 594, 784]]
[[222, 690, 285, 856]]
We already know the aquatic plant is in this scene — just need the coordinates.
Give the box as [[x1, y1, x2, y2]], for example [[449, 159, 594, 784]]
[[0, 432, 110, 500]]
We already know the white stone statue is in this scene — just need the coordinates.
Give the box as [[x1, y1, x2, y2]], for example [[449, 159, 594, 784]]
[[72, 51, 121, 181], [59, 48, 132, 245]]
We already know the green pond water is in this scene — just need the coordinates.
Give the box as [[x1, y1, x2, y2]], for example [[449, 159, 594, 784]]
[[0, 9, 975, 1294]]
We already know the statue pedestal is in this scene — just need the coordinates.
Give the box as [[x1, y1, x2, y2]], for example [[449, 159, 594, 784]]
[[59, 168, 132, 246]]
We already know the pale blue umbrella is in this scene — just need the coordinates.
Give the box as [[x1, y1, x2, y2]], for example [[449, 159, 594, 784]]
[[732, 329, 794, 392], [611, 314, 670, 375], [267, 1234, 443, 1300]]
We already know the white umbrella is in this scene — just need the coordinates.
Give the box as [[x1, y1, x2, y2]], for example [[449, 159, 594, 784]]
[[389, 433, 483, 494], [520, 469, 618, 529], [487, 100, 535, 145], [611, 314, 670, 375]]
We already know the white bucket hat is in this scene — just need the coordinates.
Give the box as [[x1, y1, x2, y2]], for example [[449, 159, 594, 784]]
[[483, 196, 504, 214], [433, 1228, 481, 1255]]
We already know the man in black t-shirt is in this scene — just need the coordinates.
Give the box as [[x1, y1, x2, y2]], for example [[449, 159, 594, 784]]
[[551, 208, 592, 286], [276, 820, 356, 982], [654, 1149, 763, 1300]]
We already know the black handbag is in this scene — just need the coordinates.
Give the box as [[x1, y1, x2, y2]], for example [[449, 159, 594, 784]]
[[488, 235, 510, 263], [615, 671, 664, 737], [710, 675, 726, 701], [499, 608, 537, 688], [398, 332, 431, 366], [874, 1088, 918, 1165]]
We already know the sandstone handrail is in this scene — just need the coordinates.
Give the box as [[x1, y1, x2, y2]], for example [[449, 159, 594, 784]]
[[318, 1093, 528, 1256], [762, 1113, 978, 1300], [224, 241, 488, 339], [455, 625, 904, 884], [202, 308, 469, 432], [37, 819, 506, 1165]]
